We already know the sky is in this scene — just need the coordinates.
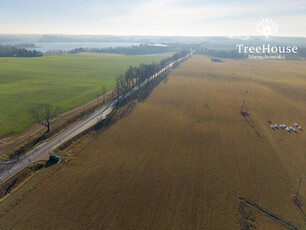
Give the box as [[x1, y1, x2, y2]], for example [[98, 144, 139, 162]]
[[0, 0, 305, 37]]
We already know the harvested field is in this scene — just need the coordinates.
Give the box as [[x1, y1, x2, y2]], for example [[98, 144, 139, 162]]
[[0, 55, 305, 229]]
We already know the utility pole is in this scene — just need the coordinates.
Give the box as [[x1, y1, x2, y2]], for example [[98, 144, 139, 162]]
[[240, 65, 255, 116], [240, 77, 251, 116]]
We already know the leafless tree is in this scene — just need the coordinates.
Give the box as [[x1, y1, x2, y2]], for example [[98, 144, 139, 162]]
[[28, 104, 57, 133], [116, 77, 120, 103], [102, 86, 106, 103]]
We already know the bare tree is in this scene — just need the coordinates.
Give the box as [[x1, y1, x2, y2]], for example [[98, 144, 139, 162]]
[[116, 77, 120, 103], [102, 86, 106, 104], [28, 104, 57, 133]]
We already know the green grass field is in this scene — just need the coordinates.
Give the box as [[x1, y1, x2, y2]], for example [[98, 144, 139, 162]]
[[0, 53, 167, 135]]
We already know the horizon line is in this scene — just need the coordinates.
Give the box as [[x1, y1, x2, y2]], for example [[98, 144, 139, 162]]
[[1, 34, 306, 39]]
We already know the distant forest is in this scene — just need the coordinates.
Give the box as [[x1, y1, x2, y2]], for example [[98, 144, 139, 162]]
[[0, 45, 43, 57], [298, 48, 306, 57], [69, 44, 189, 55]]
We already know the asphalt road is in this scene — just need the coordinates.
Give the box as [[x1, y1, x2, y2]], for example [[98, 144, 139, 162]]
[[0, 51, 194, 184]]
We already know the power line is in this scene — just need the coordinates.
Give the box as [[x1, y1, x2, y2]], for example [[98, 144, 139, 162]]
[[240, 64, 255, 116]]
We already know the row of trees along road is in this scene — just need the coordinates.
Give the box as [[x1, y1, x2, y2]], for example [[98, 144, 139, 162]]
[[115, 50, 189, 103], [28, 50, 189, 133]]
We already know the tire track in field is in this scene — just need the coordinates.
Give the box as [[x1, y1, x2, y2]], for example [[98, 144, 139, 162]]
[[103, 155, 148, 229], [147, 132, 168, 230], [104, 137, 164, 229], [167, 135, 189, 230]]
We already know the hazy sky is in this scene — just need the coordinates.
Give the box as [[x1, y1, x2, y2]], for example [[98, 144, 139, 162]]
[[0, 0, 305, 37]]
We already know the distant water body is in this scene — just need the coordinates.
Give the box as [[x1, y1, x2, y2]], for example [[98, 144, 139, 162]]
[[29, 42, 140, 53]]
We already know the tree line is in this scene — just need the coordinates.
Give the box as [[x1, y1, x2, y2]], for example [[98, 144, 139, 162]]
[[297, 48, 306, 58], [69, 44, 189, 55], [0, 45, 43, 57], [114, 50, 189, 103]]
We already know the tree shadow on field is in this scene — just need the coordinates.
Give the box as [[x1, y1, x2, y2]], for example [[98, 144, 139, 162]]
[[94, 99, 137, 132], [137, 73, 168, 103], [93, 73, 169, 133]]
